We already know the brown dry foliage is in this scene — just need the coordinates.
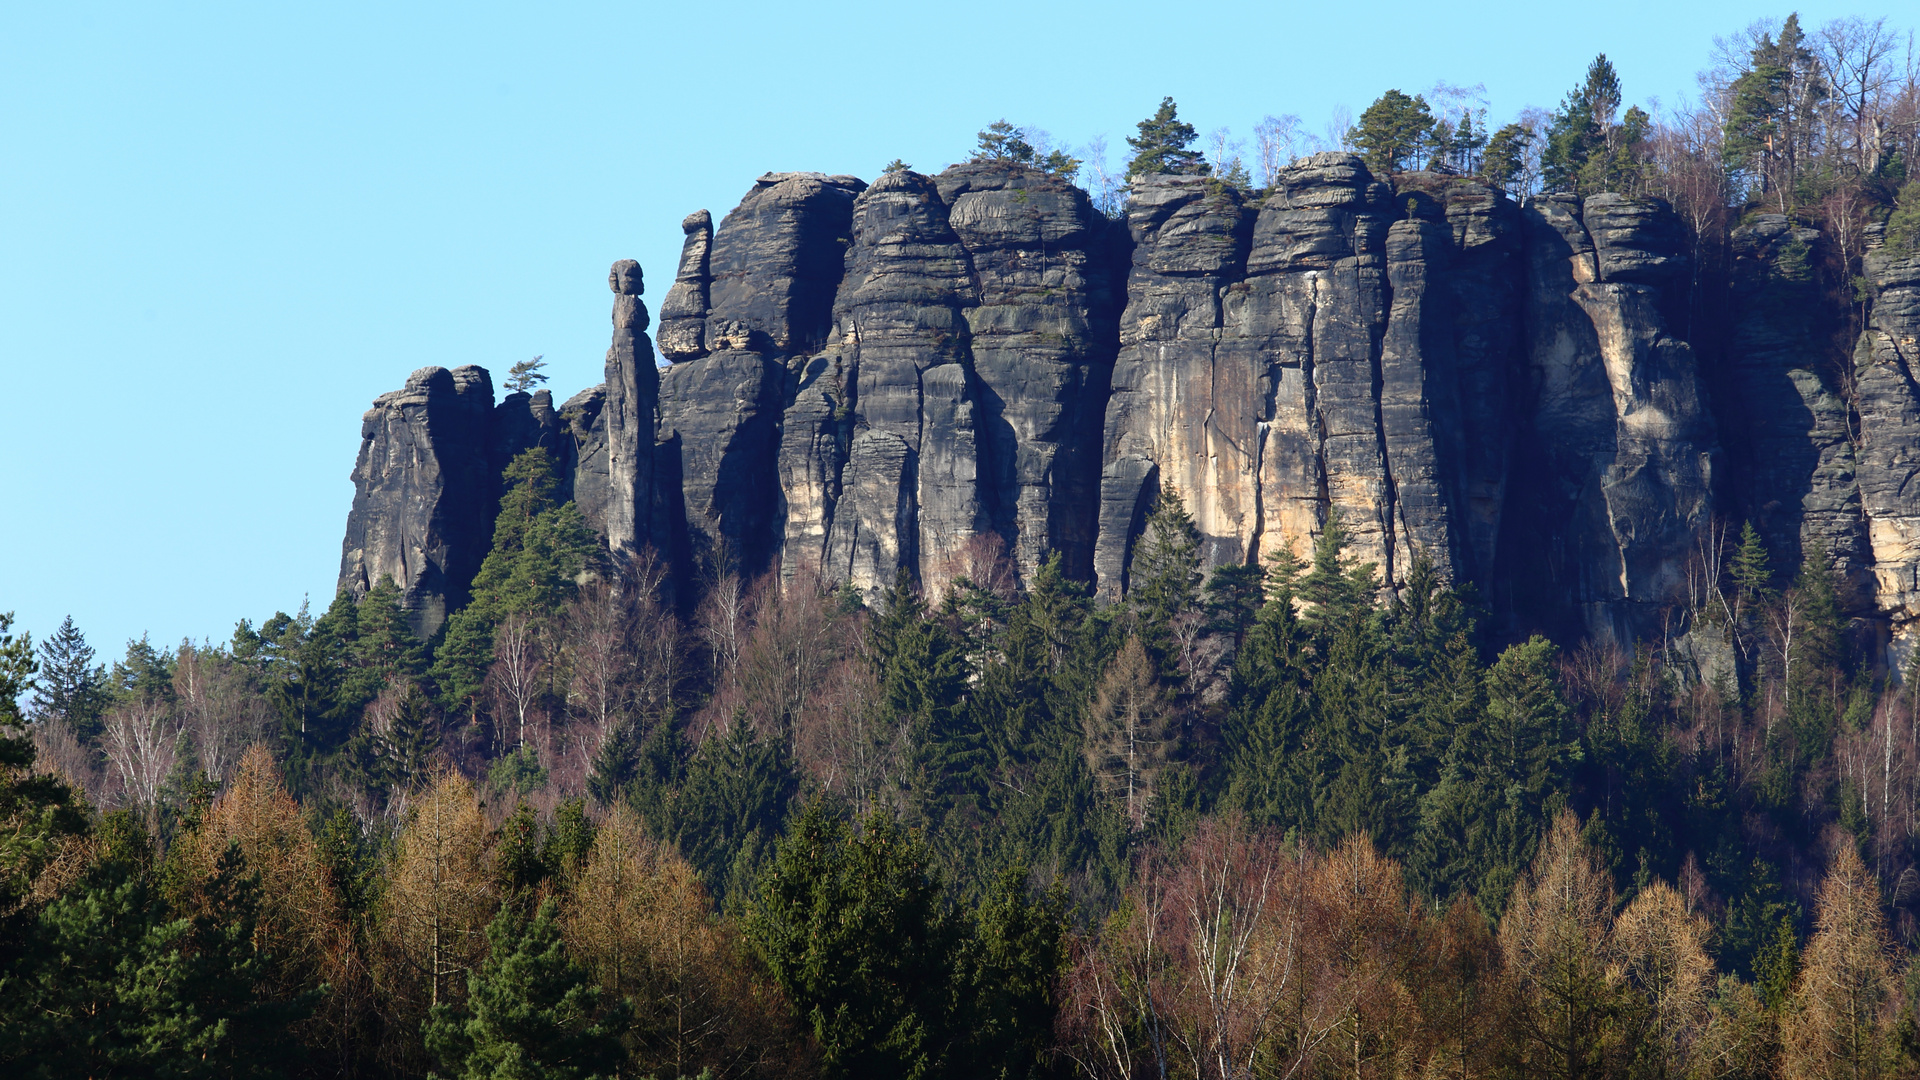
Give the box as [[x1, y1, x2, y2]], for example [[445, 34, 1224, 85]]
[[375, 769, 494, 1015], [1782, 844, 1903, 1080], [563, 808, 797, 1079], [169, 745, 362, 1062]]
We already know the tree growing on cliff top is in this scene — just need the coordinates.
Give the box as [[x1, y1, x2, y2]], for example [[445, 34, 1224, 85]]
[[1126, 97, 1208, 180], [1349, 89, 1439, 175], [505, 354, 547, 395], [972, 120, 1081, 180]]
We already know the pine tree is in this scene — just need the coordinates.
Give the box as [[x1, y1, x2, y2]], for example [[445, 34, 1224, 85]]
[[505, 354, 548, 394], [973, 120, 1035, 163], [1349, 89, 1439, 174], [2, 830, 311, 1079], [1125, 97, 1208, 179], [1543, 54, 1645, 194], [30, 615, 107, 740], [1482, 122, 1534, 192], [426, 896, 629, 1080]]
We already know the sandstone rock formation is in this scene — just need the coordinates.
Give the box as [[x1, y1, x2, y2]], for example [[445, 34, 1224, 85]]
[[1853, 228, 1920, 644], [337, 154, 1920, 661], [339, 365, 498, 638]]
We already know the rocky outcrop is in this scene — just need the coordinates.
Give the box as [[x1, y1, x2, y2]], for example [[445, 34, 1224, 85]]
[[659, 173, 865, 578], [658, 211, 712, 362], [1503, 192, 1716, 643], [598, 259, 658, 557], [339, 365, 498, 638], [773, 162, 1121, 601], [1722, 216, 1866, 590], [339, 156, 1920, 655], [1095, 160, 1508, 603], [1853, 230, 1920, 641]]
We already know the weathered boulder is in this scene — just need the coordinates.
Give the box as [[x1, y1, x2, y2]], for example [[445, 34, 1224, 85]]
[[338, 365, 497, 638], [704, 172, 864, 354]]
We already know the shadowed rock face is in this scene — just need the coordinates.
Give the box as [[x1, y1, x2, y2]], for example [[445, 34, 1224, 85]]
[[773, 162, 1122, 603], [1501, 192, 1716, 644], [339, 365, 497, 638], [1721, 217, 1866, 593], [341, 157, 1920, 654]]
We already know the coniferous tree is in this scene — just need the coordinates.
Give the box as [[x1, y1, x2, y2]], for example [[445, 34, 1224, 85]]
[[30, 615, 107, 740], [504, 354, 548, 394], [2, 823, 312, 1079], [1481, 122, 1534, 192], [974, 120, 1036, 163], [0, 612, 88, 914], [670, 712, 797, 905], [1127, 485, 1202, 679], [749, 801, 966, 1080], [1082, 637, 1171, 831], [1126, 97, 1208, 179], [1350, 89, 1439, 174], [425, 896, 629, 1080], [1543, 54, 1647, 194]]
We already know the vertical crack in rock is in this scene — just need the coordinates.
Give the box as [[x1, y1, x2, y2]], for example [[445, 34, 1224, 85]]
[[1504, 192, 1716, 645], [1852, 231, 1920, 657], [659, 172, 864, 580], [339, 365, 497, 638]]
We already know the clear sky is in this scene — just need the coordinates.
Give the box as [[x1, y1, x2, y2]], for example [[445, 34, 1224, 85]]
[[0, 0, 1887, 663]]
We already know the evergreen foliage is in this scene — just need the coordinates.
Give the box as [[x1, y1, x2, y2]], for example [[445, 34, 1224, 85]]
[[30, 615, 107, 740], [1125, 97, 1208, 179], [425, 897, 629, 1080], [1350, 89, 1439, 174], [505, 355, 548, 395]]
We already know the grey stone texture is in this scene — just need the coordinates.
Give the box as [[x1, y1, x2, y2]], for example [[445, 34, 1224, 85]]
[[336, 157, 1920, 652]]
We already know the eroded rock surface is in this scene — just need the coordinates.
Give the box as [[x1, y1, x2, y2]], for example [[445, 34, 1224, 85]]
[[339, 365, 498, 638], [339, 158, 1920, 656]]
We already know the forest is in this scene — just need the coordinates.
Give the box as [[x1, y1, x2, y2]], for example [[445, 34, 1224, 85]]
[[9, 13, 1920, 1080]]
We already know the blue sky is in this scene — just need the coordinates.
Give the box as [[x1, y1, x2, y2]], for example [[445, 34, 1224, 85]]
[[0, 0, 1883, 662]]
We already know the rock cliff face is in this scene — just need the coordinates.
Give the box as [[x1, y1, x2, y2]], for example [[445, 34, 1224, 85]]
[[339, 365, 498, 638], [337, 153, 1920, 658], [1854, 230, 1920, 645]]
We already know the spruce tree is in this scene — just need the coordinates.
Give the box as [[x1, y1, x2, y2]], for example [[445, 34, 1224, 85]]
[[1298, 512, 1378, 638], [425, 896, 629, 1080], [1126, 485, 1202, 677], [671, 712, 796, 904], [749, 801, 965, 1080], [1125, 97, 1208, 179], [30, 615, 107, 740]]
